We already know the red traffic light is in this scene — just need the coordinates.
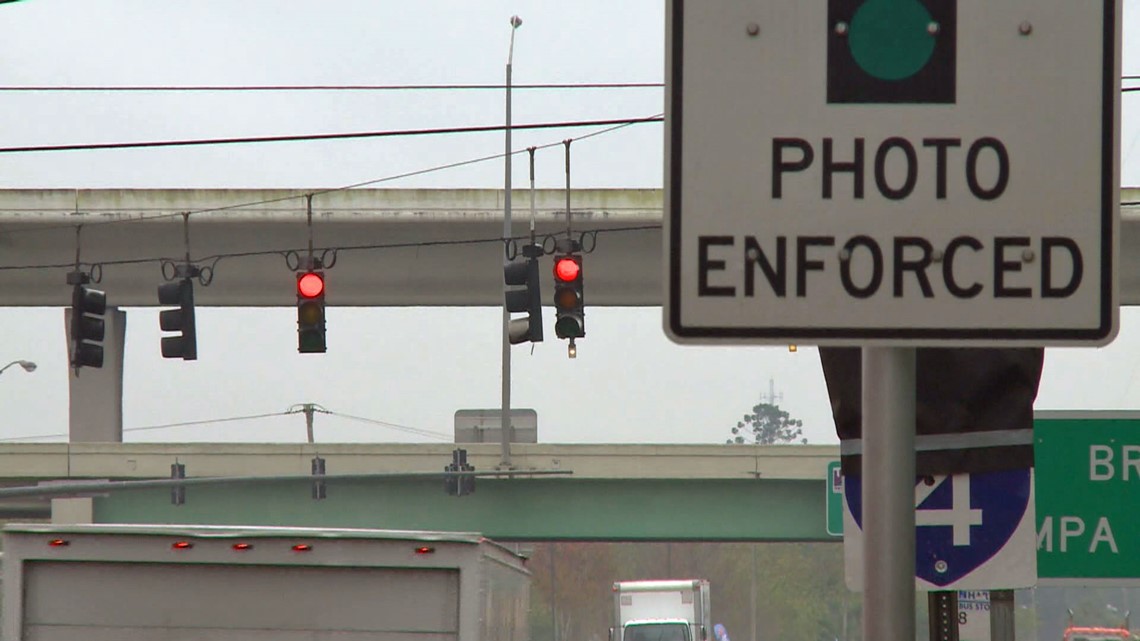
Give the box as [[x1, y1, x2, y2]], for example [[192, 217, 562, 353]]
[[297, 272, 325, 298], [554, 257, 580, 282]]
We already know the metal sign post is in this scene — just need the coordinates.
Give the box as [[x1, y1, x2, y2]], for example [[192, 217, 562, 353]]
[[862, 347, 916, 641]]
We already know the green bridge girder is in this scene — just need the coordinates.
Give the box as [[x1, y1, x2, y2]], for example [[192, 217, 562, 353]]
[[94, 477, 836, 542]]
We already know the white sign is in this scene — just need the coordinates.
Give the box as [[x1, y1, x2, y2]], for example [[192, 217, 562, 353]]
[[957, 591, 991, 641], [843, 471, 1037, 590], [664, 0, 1120, 345]]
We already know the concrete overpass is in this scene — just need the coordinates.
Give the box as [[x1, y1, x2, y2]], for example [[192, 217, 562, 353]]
[[3, 187, 1139, 306], [0, 188, 661, 307], [0, 442, 840, 542]]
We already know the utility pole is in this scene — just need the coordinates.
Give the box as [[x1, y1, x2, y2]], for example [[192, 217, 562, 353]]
[[288, 403, 325, 444], [302, 403, 315, 444]]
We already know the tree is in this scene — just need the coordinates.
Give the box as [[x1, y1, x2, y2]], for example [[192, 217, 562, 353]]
[[727, 402, 806, 445]]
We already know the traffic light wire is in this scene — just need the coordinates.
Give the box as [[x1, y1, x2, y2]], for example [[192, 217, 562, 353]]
[[0, 82, 665, 93], [0, 408, 451, 442], [0, 115, 664, 155], [0, 113, 663, 238], [0, 224, 658, 273], [320, 410, 451, 441]]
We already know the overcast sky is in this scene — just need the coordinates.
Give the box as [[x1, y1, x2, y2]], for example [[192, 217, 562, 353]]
[[0, 0, 1139, 446]]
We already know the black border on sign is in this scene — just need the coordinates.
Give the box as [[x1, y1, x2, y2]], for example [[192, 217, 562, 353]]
[[667, 0, 1117, 343]]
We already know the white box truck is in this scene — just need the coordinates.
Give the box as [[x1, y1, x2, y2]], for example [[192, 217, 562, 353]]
[[612, 580, 711, 641], [1, 523, 531, 641]]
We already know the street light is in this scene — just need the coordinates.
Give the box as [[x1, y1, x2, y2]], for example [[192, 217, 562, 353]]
[[0, 360, 36, 376], [500, 14, 523, 471]]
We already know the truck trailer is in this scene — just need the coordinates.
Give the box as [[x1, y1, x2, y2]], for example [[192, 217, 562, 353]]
[[1, 523, 531, 641], [612, 579, 711, 641]]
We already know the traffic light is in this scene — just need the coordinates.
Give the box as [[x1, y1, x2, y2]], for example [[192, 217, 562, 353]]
[[553, 253, 585, 339], [311, 456, 327, 500], [297, 271, 326, 353], [504, 256, 543, 344], [70, 284, 106, 369], [170, 462, 186, 506], [444, 449, 475, 497], [157, 278, 197, 360]]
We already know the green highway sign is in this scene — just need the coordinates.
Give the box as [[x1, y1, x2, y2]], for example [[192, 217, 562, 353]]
[[1035, 411, 1140, 584], [826, 460, 843, 536]]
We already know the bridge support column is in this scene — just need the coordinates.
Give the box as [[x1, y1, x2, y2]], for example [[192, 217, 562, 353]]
[[65, 307, 126, 442]]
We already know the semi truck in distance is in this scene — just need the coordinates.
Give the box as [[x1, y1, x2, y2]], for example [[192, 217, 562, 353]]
[[612, 579, 712, 641], [1, 523, 531, 641]]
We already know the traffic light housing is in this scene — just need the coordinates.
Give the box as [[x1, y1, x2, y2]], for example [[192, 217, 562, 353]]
[[297, 271, 327, 354], [444, 449, 475, 497], [553, 253, 585, 339], [158, 278, 197, 360], [70, 284, 106, 369], [505, 256, 543, 344]]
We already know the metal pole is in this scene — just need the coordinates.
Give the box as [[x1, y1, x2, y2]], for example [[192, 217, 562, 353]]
[[550, 542, 557, 641], [750, 544, 757, 641], [499, 17, 521, 470], [861, 346, 916, 641], [990, 590, 1015, 641]]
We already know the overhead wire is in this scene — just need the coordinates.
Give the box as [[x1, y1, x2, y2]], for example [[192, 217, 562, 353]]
[[0, 115, 664, 155], [0, 223, 659, 273], [0, 408, 451, 443], [320, 410, 451, 441], [0, 82, 664, 92], [0, 411, 289, 442]]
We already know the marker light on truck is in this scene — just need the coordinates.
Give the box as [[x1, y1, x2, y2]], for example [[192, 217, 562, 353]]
[[172, 541, 194, 550], [415, 546, 435, 555], [232, 543, 253, 551], [292, 544, 313, 552], [47, 538, 69, 547]]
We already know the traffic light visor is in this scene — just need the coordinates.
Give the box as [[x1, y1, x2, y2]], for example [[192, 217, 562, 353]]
[[298, 272, 325, 298], [73, 285, 107, 315], [554, 257, 580, 282]]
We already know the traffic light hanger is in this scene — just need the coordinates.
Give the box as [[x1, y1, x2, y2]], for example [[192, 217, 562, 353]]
[[157, 261, 205, 361], [287, 194, 339, 354], [557, 139, 583, 359], [552, 236, 585, 359], [66, 269, 107, 372], [294, 254, 328, 354], [65, 225, 107, 372], [504, 242, 545, 346], [156, 214, 210, 361]]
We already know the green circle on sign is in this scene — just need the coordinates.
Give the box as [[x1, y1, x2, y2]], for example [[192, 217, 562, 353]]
[[848, 1, 935, 81]]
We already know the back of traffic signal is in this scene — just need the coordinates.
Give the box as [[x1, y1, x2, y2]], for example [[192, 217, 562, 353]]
[[69, 276, 107, 370]]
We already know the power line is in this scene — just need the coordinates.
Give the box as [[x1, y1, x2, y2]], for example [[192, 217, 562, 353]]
[[0, 82, 664, 92], [0, 115, 664, 155], [0, 411, 288, 442], [0, 112, 662, 237], [321, 411, 451, 441], [0, 408, 452, 443]]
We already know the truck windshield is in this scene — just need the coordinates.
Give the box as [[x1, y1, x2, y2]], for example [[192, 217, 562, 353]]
[[626, 623, 691, 641]]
